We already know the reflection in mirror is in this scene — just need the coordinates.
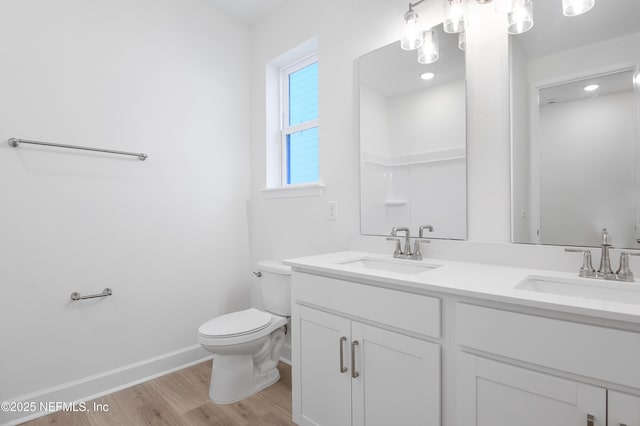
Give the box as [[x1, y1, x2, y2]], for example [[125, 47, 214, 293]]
[[359, 24, 466, 239], [511, 1, 640, 248]]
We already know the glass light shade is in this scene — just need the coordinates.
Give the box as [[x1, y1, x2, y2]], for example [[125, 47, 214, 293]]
[[417, 29, 439, 64], [507, 0, 533, 34], [458, 30, 466, 51], [401, 9, 424, 50], [562, 0, 595, 16], [443, 0, 468, 34]]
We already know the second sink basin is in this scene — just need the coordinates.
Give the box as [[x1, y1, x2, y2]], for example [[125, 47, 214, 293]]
[[515, 275, 640, 305], [338, 257, 440, 275]]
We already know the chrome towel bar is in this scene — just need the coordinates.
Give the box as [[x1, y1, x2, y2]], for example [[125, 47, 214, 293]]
[[8, 138, 148, 161], [70, 288, 112, 301]]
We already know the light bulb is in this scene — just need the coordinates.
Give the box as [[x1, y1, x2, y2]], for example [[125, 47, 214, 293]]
[[443, 0, 468, 34], [417, 29, 439, 64], [458, 30, 466, 51], [507, 0, 533, 34], [401, 9, 424, 50], [562, 0, 595, 17], [420, 72, 435, 80], [583, 84, 599, 92]]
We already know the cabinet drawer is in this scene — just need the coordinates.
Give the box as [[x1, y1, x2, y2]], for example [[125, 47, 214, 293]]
[[293, 272, 441, 338], [456, 303, 640, 389]]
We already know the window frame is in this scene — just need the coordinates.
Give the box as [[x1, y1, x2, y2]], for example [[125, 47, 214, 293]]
[[279, 53, 319, 186]]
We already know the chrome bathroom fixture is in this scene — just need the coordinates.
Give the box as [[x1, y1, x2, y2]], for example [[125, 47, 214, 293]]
[[400, 0, 597, 54], [386, 226, 432, 260], [8, 138, 148, 161], [70, 288, 113, 301], [565, 229, 640, 282]]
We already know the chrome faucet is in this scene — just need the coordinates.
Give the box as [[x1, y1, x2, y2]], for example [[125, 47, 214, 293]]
[[413, 225, 434, 261], [388, 226, 412, 258], [386, 226, 433, 260], [616, 252, 640, 282], [565, 228, 640, 282], [596, 228, 614, 279]]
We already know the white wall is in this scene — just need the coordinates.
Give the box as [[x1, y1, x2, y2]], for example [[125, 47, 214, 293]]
[[0, 0, 251, 418], [250, 0, 640, 278], [249, 0, 510, 278]]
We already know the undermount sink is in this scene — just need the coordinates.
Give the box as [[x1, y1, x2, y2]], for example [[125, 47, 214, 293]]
[[515, 275, 640, 305], [337, 257, 440, 275]]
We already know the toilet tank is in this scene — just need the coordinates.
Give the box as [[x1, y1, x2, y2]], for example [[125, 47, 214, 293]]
[[257, 260, 292, 316]]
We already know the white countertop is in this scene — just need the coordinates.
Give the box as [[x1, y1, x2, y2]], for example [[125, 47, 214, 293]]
[[284, 251, 640, 325]]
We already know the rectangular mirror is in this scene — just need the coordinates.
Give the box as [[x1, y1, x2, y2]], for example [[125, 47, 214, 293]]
[[359, 24, 467, 239], [511, 1, 640, 248]]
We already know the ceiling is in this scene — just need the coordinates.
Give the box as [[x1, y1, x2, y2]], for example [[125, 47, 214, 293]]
[[517, 0, 640, 58], [203, 0, 287, 23], [539, 69, 634, 105]]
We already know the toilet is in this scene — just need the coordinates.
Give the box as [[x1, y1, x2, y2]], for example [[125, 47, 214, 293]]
[[197, 260, 291, 404]]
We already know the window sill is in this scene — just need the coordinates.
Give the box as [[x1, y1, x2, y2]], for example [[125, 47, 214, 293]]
[[261, 183, 325, 199]]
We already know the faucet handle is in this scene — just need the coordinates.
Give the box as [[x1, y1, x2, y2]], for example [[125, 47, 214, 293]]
[[617, 252, 640, 282], [386, 237, 402, 257], [412, 238, 431, 260], [565, 248, 595, 278]]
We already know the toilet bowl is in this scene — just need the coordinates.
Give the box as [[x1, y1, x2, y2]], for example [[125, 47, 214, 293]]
[[197, 260, 291, 404]]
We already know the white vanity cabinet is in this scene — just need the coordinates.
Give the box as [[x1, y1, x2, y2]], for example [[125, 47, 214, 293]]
[[455, 303, 640, 426], [457, 353, 607, 426], [608, 391, 640, 426], [291, 272, 441, 426], [287, 253, 640, 426]]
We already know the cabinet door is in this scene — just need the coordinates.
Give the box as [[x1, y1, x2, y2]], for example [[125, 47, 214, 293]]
[[609, 390, 640, 426], [293, 306, 352, 426], [457, 353, 606, 426], [351, 322, 440, 426]]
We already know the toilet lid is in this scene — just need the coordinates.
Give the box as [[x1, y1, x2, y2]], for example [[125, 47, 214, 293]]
[[198, 308, 273, 337]]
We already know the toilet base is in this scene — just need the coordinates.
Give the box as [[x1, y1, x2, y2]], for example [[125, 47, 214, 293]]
[[209, 354, 281, 404]]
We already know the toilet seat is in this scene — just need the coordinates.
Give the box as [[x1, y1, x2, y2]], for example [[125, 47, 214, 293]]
[[198, 308, 273, 338]]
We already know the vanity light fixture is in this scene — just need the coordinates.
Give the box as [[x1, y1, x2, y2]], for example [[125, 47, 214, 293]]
[[420, 72, 436, 80], [458, 30, 466, 50], [401, 3, 425, 50], [584, 84, 599, 92], [443, 0, 468, 34], [507, 0, 534, 34], [562, 0, 595, 17], [400, 0, 596, 57], [417, 29, 440, 64]]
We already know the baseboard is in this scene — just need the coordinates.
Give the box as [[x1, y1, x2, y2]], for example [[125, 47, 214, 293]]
[[1, 345, 212, 426], [279, 342, 292, 365]]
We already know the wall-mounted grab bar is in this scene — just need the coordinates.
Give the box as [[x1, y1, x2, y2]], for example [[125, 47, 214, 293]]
[[8, 138, 148, 161], [70, 288, 112, 301]]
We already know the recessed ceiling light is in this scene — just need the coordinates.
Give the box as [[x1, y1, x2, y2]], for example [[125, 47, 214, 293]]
[[420, 72, 435, 80], [584, 84, 599, 92]]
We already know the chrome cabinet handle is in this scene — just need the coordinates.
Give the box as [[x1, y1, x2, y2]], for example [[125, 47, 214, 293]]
[[339, 337, 347, 373], [351, 340, 360, 378], [587, 414, 594, 426]]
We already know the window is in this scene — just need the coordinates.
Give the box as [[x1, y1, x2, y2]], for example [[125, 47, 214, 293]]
[[281, 56, 319, 185]]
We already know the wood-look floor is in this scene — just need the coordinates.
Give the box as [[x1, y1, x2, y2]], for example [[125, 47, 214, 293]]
[[23, 361, 295, 426]]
